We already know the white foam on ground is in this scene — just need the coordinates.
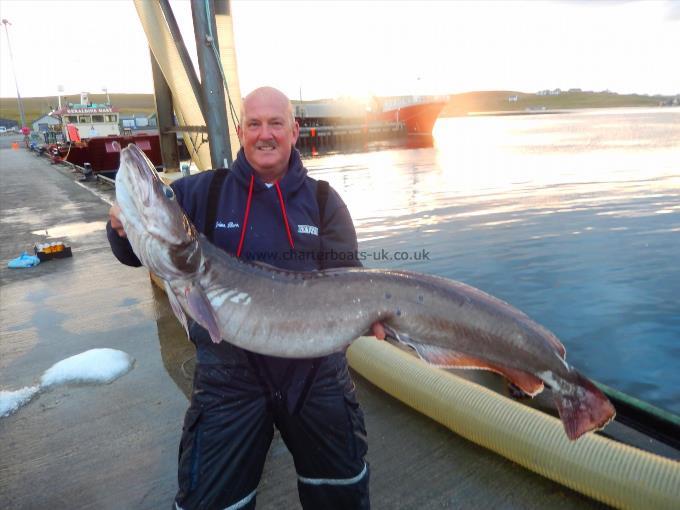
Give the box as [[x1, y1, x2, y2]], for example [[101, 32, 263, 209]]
[[1, 348, 135, 419], [40, 348, 135, 387], [0, 386, 40, 417]]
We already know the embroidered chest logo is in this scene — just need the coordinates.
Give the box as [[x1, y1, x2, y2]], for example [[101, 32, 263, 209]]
[[297, 225, 319, 236], [216, 221, 240, 229]]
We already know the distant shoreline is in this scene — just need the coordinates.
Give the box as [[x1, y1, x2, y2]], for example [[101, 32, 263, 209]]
[[439, 90, 678, 118], [0, 90, 677, 125]]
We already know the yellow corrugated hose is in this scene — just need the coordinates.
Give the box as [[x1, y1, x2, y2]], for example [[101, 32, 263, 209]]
[[347, 337, 680, 510]]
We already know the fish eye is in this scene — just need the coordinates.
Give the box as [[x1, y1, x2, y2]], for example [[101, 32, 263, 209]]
[[163, 185, 175, 200]]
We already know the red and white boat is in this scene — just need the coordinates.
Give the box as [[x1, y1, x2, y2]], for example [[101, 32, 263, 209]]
[[369, 96, 448, 135], [48, 92, 162, 173]]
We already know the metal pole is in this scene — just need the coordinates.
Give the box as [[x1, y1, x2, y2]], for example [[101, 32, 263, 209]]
[[191, 0, 232, 169], [158, 0, 207, 120], [1, 19, 26, 129], [149, 48, 180, 173]]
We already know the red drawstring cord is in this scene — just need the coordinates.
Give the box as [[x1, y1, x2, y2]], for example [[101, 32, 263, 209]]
[[236, 174, 254, 257], [236, 175, 295, 257], [275, 182, 295, 250]]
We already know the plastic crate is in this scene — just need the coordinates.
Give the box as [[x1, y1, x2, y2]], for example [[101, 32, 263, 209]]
[[34, 244, 73, 262]]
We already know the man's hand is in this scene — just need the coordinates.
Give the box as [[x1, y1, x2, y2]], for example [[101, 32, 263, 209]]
[[371, 322, 386, 340], [109, 204, 127, 238]]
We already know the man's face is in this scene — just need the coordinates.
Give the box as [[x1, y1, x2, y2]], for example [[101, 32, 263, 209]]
[[237, 90, 299, 182]]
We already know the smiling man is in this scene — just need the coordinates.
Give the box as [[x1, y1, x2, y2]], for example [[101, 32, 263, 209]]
[[108, 86, 381, 509], [237, 86, 300, 182]]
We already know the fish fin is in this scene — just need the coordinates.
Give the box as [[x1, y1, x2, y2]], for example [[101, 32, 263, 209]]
[[382, 324, 409, 344], [186, 285, 222, 343], [493, 366, 544, 397], [553, 371, 616, 440], [164, 281, 189, 338], [410, 344, 545, 397]]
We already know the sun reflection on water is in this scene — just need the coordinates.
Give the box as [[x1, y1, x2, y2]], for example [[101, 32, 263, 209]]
[[304, 108, 680, 412]]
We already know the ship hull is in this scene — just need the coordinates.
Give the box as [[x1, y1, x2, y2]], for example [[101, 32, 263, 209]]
[[54, 134, 162, 172], [372, 100, 447, 135]]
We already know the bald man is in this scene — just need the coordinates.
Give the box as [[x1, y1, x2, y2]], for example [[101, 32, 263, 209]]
[[108, 87, 377, 509]]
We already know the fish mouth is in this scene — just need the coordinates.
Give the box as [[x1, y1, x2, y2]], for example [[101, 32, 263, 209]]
[[117, 144, 196, 249], [120, 144, 162, 207]]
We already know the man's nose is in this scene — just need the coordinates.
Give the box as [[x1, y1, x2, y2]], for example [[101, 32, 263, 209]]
[[259, 123, 274, 139]]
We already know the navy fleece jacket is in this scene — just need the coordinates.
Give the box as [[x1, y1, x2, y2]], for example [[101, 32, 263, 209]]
[[107, 148, 360, 271]]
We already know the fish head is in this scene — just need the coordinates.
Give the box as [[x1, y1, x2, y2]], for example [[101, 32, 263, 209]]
[[115, 144, 200, 277]]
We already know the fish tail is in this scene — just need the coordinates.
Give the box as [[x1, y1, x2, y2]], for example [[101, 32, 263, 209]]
[[553, 371, 616, 440]]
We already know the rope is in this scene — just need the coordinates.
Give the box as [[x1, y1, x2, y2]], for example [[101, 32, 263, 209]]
[[204, 0, 241, 133]]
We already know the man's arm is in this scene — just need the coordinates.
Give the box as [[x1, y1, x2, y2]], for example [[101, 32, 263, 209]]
[[107, 204, 142, 267]]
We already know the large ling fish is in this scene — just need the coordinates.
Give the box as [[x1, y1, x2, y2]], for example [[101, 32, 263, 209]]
[[115, 144, 615, 440]]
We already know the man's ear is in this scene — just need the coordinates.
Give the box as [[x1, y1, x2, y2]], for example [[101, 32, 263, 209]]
[[291, 120, 300, 144]]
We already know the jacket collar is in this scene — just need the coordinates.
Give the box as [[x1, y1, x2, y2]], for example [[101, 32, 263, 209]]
[[231, 147, 307, 196]]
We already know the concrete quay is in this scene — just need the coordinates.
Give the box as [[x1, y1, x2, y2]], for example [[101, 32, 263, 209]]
[[0, 143, 605, 509]]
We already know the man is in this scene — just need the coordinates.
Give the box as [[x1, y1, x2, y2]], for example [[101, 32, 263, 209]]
[[108, 86, 383, 509]]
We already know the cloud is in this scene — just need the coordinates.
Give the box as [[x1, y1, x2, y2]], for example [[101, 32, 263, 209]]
[[667, 0, 680, 20]]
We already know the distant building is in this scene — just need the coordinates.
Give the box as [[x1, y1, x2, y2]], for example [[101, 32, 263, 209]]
[[508, 95, 518, 102], [31, 114, 60, 133], [536, 89, 561, 96], [659, 96, 680, 107]]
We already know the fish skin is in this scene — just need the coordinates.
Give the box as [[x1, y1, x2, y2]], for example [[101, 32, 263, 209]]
[[115, 144, 615, 440]]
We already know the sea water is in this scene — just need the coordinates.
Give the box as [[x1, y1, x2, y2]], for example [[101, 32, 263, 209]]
[[305, 107, 680, 415]]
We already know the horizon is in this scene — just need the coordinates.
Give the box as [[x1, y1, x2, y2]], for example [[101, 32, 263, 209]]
[[1, 1, 679, 102], [1, 87, 678, 103]]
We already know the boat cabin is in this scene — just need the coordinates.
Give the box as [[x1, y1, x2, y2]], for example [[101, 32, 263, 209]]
[[51, 92, 120, 141]]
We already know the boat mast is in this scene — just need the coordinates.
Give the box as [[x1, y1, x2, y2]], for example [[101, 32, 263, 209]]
[[191, 0, 232, 169], [150, 49, 180, 173], [136, 0, 241, 171]]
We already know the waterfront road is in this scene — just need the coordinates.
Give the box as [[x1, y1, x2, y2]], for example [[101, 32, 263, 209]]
[[0, 145, 606, 509]]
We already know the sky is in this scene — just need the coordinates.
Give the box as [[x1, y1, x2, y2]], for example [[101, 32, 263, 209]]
[[0, 0, 679, 102]]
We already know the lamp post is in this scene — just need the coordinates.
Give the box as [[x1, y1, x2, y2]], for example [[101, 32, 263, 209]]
[[102, 87, 111, 105], [1, 18, 27, 130]]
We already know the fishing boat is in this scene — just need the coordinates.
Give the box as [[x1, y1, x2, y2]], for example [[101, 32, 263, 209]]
[[294, 95, 447, 137], [368, 95, 448, 135], [47, 92, 163, 173]]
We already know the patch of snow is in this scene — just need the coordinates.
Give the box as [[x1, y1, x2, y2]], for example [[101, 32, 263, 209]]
[[1, 348, 135, 419], [0, 386, 40, 417], [40, 348, 135, 388]]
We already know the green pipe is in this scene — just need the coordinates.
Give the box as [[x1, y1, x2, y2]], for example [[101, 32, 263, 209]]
[[347, 337, 680, 510], [595, 380, 680, 427]]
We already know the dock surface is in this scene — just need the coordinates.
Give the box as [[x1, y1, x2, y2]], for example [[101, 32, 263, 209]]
[[0, 142, 607, 509]]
